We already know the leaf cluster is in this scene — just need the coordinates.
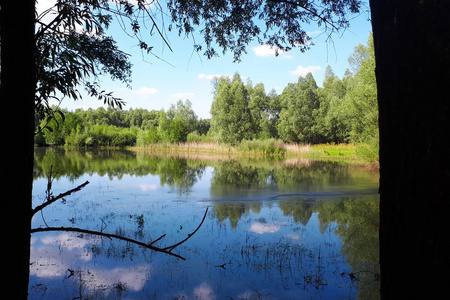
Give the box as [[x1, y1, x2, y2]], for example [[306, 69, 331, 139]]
[[34, 0, 170, 119], [167, 0, 362, 61]]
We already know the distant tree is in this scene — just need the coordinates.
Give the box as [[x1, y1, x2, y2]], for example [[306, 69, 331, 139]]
[[277, 73, 320, 143], [248, 83, 269, 138], [194, 118, 211, 136], [345, 34, 377, 144], [316, 65, 350, 143], [168, 119, 188, 142], [260, 89, 282, 139], [158, 109, 171, 142], [167, 99, 198, 133], [210, 73, 255, 144]]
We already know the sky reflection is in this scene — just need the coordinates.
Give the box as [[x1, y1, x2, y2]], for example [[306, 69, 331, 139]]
[[30, 150, 380, 299]]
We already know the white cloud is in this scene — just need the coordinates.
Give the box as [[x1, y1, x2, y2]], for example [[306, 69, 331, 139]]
[[171, 92, 195, 98], [306, 30, 324, 37], [290, 65, 322, 76], [249, 223, 280, 234], [133, 87, 159, 95], [252, 45, 292, 59], [198, 73, 232, 80]]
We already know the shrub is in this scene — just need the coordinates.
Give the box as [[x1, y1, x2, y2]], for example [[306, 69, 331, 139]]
[[35, 132, 47, 146], [240, 139, 286, 156], [187, 131, 202, 143]]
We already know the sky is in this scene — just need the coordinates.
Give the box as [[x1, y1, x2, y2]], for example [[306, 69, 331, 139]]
[[39, 0, 373, 119]]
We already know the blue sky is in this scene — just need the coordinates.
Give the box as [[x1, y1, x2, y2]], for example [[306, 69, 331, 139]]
[[44, 1, 373, 119]]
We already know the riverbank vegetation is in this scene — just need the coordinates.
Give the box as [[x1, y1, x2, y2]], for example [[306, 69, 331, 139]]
[[36, 35, 378, 165]]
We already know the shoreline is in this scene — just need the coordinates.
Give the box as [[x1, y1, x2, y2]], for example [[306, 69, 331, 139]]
[[36, 142, 379, 169], [130, 142, 379, 169]]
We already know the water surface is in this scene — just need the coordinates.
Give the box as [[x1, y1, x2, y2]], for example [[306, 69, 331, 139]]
[[30, 148, 380, 299]]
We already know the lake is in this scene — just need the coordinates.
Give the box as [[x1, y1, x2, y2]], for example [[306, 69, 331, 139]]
[[30, 148, 380, 299]]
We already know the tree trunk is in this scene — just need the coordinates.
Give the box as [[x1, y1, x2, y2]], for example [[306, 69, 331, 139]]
[[0, 0, 35, 297], [370, 1, 450, 298]]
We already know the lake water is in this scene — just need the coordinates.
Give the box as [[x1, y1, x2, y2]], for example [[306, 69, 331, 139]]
[[30, 148, 380, 299]]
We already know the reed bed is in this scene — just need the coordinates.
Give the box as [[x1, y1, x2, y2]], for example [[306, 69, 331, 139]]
[[130, 141, 376, 166]]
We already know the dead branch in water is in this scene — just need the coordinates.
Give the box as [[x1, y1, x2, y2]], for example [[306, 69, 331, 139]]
[[31, 171, 209, 260], [31, 206, 208, 260], [31, 180, 90, 217]]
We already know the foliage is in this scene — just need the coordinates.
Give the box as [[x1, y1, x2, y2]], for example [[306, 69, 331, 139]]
[[136, 126, 160, 146], [167, 0, 362, 62], [240, 139, 286, 156], [36, 33, 378, 164], [277, 73, 320, 143], [210, 74, 255, 144], [34, 0, 140, 123]]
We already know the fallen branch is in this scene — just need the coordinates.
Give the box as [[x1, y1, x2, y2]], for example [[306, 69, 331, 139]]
[[31, 175, 209, 260], [31, 207, 209, 260], [31, 207, 208, 260], [31, 180, 90, 217], [163, 206, 209, 252], [31, 226, 185, 259]]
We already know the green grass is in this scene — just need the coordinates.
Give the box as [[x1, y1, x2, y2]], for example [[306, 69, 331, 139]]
[[309, 143, 356, 158]]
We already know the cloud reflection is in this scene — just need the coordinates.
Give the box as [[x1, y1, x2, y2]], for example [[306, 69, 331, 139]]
[[30, 233, 151, 294], [249, 223, 280, 234], [138, 183, 158, 191], [193, 283, 216, 300], [79, 265, 151, 292]]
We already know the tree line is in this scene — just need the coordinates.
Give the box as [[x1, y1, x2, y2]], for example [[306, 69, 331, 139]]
[[36, 35, 377, 160], [209, 34, 377, 158]]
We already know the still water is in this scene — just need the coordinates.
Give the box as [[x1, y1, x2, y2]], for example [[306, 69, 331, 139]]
[[30, 148, 380, 299]]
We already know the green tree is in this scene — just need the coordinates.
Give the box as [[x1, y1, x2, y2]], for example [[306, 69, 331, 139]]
[[157, 109, 171, 142], [168, 119, 188, 142], [210, 73, 255, 144], [167, 99, 198, 133], [277, 73, 320, 143], [260, 89, 282, 139], [316, 65, 350, 143], [248, 83, 270, 138], [346, 34, 377, 144], [345, 34, 378, 162]]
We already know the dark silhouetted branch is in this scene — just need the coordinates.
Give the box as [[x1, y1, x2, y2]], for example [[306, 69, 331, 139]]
[[31, 180, 90, 217], [268, 0, 339, 31], [31, 171, 209, 260], [31, 206, 208, 260], [30, 226, 185, 259], [163, 206, 209, 252]]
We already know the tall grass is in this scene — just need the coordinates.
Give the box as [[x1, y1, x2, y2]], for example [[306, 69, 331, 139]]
[[132, 140, 379, 167], [133, 139, 288, 157]]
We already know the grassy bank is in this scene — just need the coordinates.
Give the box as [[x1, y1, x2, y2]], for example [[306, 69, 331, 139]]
[[131, 140, 379, 168]]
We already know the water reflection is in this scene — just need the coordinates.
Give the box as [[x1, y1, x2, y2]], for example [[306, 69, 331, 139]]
[[31, 148, 379, 299]]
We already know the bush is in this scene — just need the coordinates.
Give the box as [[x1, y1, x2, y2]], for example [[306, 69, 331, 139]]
[[240, 139, 286, 156], [187, 131, 202, 143], [35, 132, 47, 146], [64, 124, 137, 147], [137, 126, 160, 146], [355, 141, 379, 164]]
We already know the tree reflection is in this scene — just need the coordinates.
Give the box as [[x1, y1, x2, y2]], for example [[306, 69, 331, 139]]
[[278, 199, 315, 226], [316, 196, 380, 299], [32, 148, 379, 298], [34, 148, 205, 195]]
